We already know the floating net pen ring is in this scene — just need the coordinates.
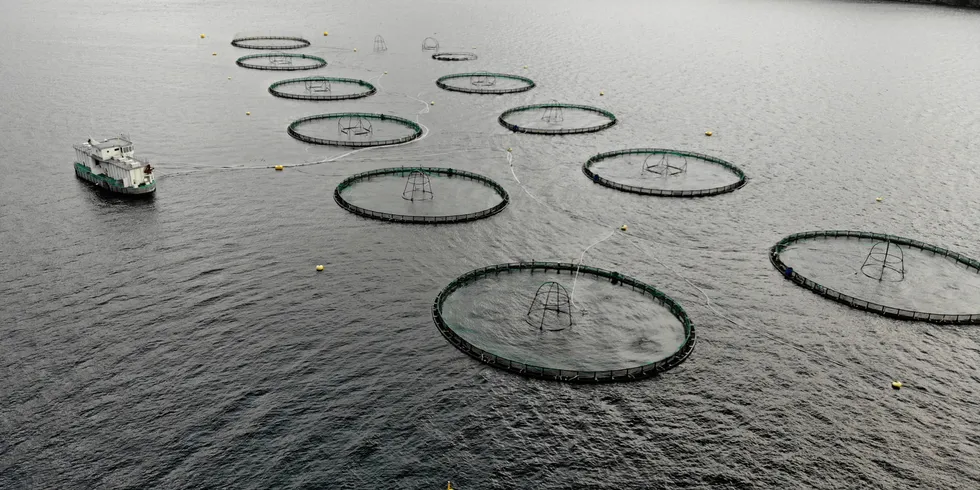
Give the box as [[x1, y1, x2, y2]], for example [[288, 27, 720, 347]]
[[287, 112, 422, 147], [432, 261, 698, 383], [583, 148, 747, 197], [432, 52, 478, 62], [333, 167, 510, 224], [230, 36, 311, 50], [435, 72, 535, 95], [498, 103, 617, 135], [769, 230, 980, 324], [236, 53, 327, 71], [269, 77, 377, 101]]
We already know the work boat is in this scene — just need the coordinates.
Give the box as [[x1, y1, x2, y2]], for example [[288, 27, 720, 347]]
[[73, 136, 155, 196]]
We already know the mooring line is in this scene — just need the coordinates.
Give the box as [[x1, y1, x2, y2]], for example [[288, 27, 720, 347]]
[[158, 72, 431, 180], [568, 230, 618, 307]]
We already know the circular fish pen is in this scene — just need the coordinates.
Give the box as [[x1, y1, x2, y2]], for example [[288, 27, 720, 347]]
[[230, 36, 311, 50], [432, 52, 478, 62], [583, 148, 747, 197], [235, 53, 327, 71], [770, 230, 980, 324], [435, 72, 536, 95], [268, 77, 377, 101], [433, 261, 697, 383], [498, 103, 617, 135], [333, 167, 509, 224], [287, 113, 422, 147]]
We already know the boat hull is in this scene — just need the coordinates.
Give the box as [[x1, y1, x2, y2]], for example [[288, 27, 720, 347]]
[[74, 163, 155, 196]]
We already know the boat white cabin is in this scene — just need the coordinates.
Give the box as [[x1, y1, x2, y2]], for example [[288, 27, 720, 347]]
[[73, 136, 155, 195]]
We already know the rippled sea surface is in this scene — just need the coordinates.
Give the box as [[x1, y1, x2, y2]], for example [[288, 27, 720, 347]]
[[2, 0, 980, 488]]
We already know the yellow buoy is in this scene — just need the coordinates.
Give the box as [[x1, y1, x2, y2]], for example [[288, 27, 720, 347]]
[[212, 52, 217, 56], [431, 101, 435, 105], [876, 197, 883, 202], [200, 34, 206, 39], [621, 225, 628, 231], [323, 31, 329, 36], [507, 148, 512, 152], [246, 112, 251, 116], [892, 381, 902, 390], [384, 71, 388, 74], [705, 131, 713, 136], [523, 65, 528, 69], [600, 91, 604, 96], [316, 265, 324, 271], [353, 48, 357, 52], [274, 165, 284, 171], [227, 76, 232, 80]]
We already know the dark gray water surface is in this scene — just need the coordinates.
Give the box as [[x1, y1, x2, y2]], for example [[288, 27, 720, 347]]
[[2, 0, 980, 488]]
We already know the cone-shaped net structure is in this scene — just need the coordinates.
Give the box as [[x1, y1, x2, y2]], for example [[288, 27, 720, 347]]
[[470, 73, 497, 87], [860, 241, 906, 282], [401, 170, 434, 201], [525, 281, 573, 331], [643, 153, 688, 176], [541, 100, 564, 124], [422, 37, 440, 51], [269, 52, 293, 65], [374, 35, 388, 52], [337, 116, 374, 138], [305, 77, 332, 93]]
